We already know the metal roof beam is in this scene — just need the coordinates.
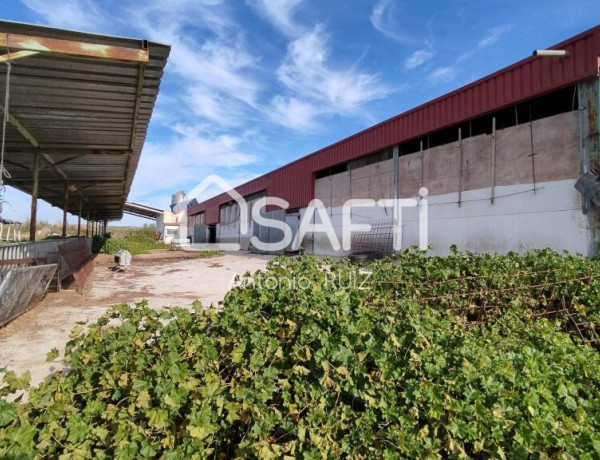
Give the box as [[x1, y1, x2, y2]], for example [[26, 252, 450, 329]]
[[36, 143, 131, 150], [125, 202, 163, 213], [0, 50, 39, 62], [40, 153, 87, 169], [124, 210, 158, 220], [42, 153, 68, 181], [0, 32, 149, 63], [9, 179, 124, 184], [122, 62, 146, 206], [2, 159, 30, 171], [9, 148, 129, 156], [0, 101, 39, 147], [0, 101, 90, 208]]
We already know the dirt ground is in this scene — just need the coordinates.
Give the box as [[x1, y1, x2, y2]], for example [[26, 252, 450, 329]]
[[0, 250, 272, 386]]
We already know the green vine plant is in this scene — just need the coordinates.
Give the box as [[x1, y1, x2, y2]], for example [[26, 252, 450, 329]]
[[2, 249, 600, 458]]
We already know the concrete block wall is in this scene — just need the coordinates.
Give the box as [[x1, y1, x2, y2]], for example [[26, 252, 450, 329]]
[[315, 160, 394, 206], [531, 111, 580, 183], [422, 142, 461, 196], [309, 111, 589, 256], [462, 133, 493, 191], [398, 152, 421, 197]]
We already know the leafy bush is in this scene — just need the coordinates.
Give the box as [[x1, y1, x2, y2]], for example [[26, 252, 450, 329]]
[[91, 234, 106, 253], [110, 224, 157, 240], [92, 235, 170, 255], [2, 251, 600, 458]]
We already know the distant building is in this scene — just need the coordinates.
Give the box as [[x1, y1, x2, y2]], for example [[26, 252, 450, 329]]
[[0, 218, 22, 242], [155, 192, 185, 244], [154, 192, 200, 245]]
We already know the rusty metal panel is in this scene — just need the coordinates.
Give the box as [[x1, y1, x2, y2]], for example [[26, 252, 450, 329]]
[[57, 238, 93, 286], [189, 25, 600, 224], [0, 32, 149, 62], [0, 264, 57, 328], [0, 21, 170, 220]]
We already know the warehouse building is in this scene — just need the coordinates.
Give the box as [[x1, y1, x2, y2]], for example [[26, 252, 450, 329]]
[[187, 25, 600, 257]]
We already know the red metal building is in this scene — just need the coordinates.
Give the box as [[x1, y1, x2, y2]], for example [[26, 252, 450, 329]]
[[188, 25, 600, 225]]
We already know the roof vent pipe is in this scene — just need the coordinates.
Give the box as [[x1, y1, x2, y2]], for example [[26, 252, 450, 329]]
[[533, 49, 569, 57]]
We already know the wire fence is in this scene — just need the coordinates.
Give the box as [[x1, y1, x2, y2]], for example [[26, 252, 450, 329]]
[[370, 268, 600, 345], [0, 264, 57, 327]]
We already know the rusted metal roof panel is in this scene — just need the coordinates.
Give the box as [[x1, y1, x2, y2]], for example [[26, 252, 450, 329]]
[[0, 20, 170, 220], [189, 25, 600, 224]]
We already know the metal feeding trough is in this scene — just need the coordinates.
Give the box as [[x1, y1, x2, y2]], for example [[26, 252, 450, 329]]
[[113, 249, 132, 272], [348, 251, 385, 264]]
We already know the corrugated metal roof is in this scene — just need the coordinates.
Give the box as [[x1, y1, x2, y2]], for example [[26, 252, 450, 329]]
[[123, 201, 163, 219], [189, 24, 600, 224], [0, 20, 170, 220]]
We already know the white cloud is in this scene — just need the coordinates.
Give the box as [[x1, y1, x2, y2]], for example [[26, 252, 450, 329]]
[[478, 25, 509, 48], [276, 26, 390, 117], [404, 48, 434, 70], [185, 87, 248, 127], [370, 0, 420, 44], [22, 0, 261, 112], [125, 0, 232, 38], [20, 0, 108, 32], [458, 24, 511, 62], [132, 127, 258, 196], [247, 0, 304, 36], [428, 66, 456, 84], [142, 33, 261, 110], [269, 96, 322, 131], [371, 0, 397, 40]]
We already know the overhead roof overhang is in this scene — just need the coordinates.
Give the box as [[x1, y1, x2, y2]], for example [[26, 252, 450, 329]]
[[123, 201, 163, 220], [0, 20, 170, 220]]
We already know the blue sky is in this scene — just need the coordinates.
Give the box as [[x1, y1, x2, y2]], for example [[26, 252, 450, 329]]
[[1, 0, 598, 226]]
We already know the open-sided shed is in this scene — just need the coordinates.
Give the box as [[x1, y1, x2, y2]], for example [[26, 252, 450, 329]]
[[0, 20, 170, 239], [123, 201, 163, 220]]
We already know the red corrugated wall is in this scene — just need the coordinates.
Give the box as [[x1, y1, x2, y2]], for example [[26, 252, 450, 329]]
[[190, 25, 600, 224]]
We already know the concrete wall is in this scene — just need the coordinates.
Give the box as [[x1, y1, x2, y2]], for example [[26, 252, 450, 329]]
[[216, 221, 256, 250], [350, 160, 393, 201], [300, 203, 392, 256], [218, 222, 240, 246], [315, 160, 394, 207], [402, 179, 587, 256], [308, 111, 588, 256], [307, 179, 588, 257]]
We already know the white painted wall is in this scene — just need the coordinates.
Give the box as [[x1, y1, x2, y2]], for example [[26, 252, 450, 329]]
[[304, 179, 589, 257], [157, 209, 188, 243], [162, 225, 179, 244]]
